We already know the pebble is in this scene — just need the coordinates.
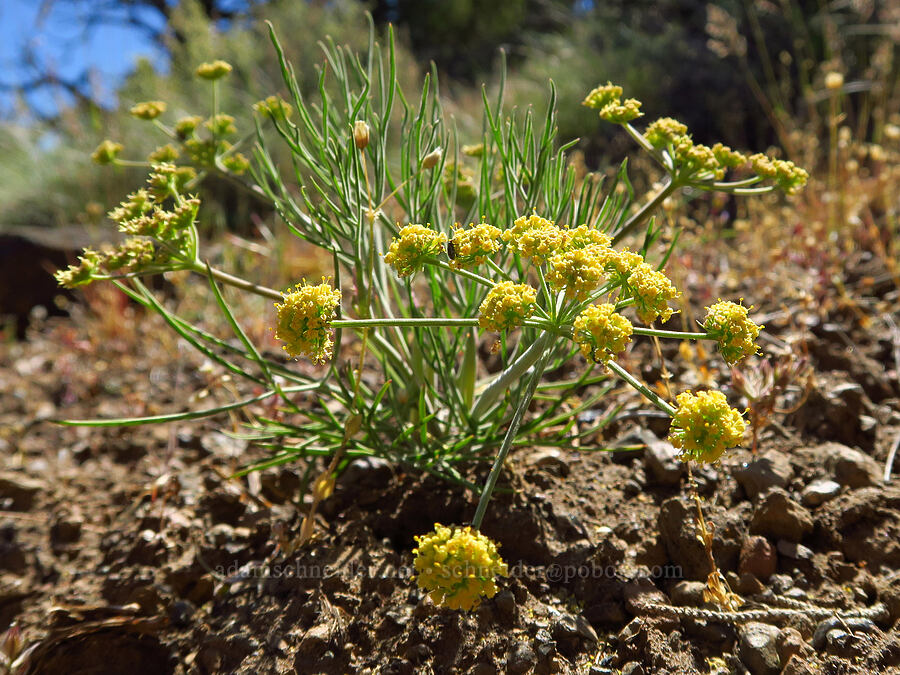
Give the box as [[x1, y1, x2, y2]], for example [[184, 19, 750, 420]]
[[658, 497, 709, 579], [621, 662, 645, 675], [776, 627, 808, 664], [669, 580, 706, 606], [820, 442, 881, 488], [776, 540, 814, 561], [749, 488, 814, 542], [739, 535, 777, 580], [493, 589, 516, 621], [507, 641, 536, 675], [800, 479, 841, 507], [340, 456, 393, 487], [0, 472, 43, 511], [812, 617, 880, 650], [526, 448, 570, 477], [732, 452, 793, 500], [738, 621, 781, 674], [643, 436, 685, 486]]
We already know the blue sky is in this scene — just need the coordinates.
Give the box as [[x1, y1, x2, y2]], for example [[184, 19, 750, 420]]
[[0, 0, 168, 118]]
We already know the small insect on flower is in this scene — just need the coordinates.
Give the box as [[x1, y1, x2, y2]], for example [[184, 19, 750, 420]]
[[447, 240, 456, 260]]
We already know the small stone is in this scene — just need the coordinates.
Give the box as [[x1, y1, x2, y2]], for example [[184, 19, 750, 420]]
[[404, 643, 431, 663], [735, 572, 765, 596], [493, 589, 516, 620], [776, 540, 814, 560], [340, 456, 394, 488], [777, 627, 809, 665], [526, 448, 570, 477], [821, 442, 881, 488], [621, 662, 645, 675], [801, 479, 841, 507], [50, 515, 83, 544], [732, 452, 793, 500], [749, 488, 814, 542], [623, 480, 642, 497], [812, 617, 880, 650], [739, 621, 781, 674], [297, 623, 332, 659], [781, 654, 816, 675], [739, 536, 777, 580], [470, 664, 497, 675], [643, 437, 685, 486], [507, 641, 536, 675], [658, 497, 708, 579], [0, 473, 42, 511], [768, 574, 794, 594], [669, 580, 706, 606]]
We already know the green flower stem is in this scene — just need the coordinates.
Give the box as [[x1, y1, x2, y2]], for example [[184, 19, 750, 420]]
[[471, 332, 551, 420], [113, 159, 152, 168], [430, 259, 494, 287], [606, 360, 676, 417], [631, 327, 709, 340], [611, 178, 679, 246], [484, 257, 511, 281], [333, 317, 480, 329], [187, 262, 283, 301], [471, 333, 551, 530]]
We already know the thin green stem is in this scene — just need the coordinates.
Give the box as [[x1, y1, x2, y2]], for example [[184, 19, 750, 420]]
[[471, 333, 550, 530], [607, 360, 676, 416], [631, 327, 709, 340], [189, 262, 283, 301], [334, 317, 479, 329], [611, 178, 679, 246], [430, 259, 494, 287], [471, 332, 551, 420]]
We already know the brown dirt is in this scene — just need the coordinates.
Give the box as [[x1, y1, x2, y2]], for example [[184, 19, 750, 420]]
[[2, 251, 900, 675]]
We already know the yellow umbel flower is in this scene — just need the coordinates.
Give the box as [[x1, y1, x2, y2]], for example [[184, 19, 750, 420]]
[[449, 221, 502, 269], [573, 303, 633, 363], [274, 279, 342, 363], [703, 300, 762, 365], [91, 140, 123, 165], [624, 263, 680, 324], [668, 390, 746, 463], [413, 524, 508, 611], [195, 60, 233, 80], [644, 117, 688, 149], [502, 214, 568, 265], [604, 248, 644, 280], [547, 245, 609, 301], [712, 143, 747, 169], [599, 98, 643, 124], [383, 224, 448, 278], [478, 281, 537, 332], [253, 95, 294, 120], [564, 225, 611, 251], [582, 82, 623, 110], [130, 101, 167, 120]]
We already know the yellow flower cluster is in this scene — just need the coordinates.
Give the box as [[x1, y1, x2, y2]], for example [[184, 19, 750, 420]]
[[668, 390, 746, 463], [148, 144, 179, 164], [205, 113, 237, 136], [502, 214, 567, 265], [624, 263, 680, 324], [195, 60, 233, 80], [582, 82, 623, 109], [582, 82, 643, 123], [253, 95, 294, 120], [644, 117, 688, 149], [748, 154, 809, 194], [599, 98, 643, 124], [547, 245, 610, 301], [478, 281, 537, 332], [130, 101, 167, 120], [273, 279, 342, 363], [565, 225, 611, 250], [91, 140, 123, 165], [712, 143, 747, 169], [703, 300, 762, 365], [449, 221, 502, 269], [413, 524, 508, 611], [175, 115, 203, 139], [384, 224, 448, 278], [604, 248, 644, 280], [55, 238, 157, 289], [573, 303, 633, 363]]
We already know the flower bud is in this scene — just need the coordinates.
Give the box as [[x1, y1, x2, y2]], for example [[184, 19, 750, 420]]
[[422, 148, 443, 170], [353, 120, 370, 150], [196, 60, 233, 80], [824, 72, 844, 91]]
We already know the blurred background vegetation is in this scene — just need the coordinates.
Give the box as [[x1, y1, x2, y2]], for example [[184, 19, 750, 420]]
[[0, 0, 897, 237]]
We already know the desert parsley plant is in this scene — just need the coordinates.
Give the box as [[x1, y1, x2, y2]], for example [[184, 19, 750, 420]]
[[56, 23, 805, 610]]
